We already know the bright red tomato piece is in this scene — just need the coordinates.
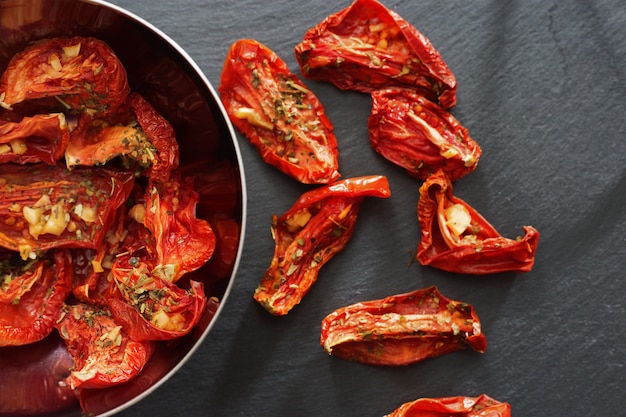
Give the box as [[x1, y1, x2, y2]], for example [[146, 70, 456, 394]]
[[0, 36, 129, 115], [54, 302, 154, 390], [0, 250, 72, 347], [254, 175, 391, 315], [369, 87, 481, 181], [385, 394, 511, 417], [320, 286, 486, 366], [219, 39, 340, 184], [294, 0, 457, 109], [0, 113, 70, 165], [417, 170, 540, 274], [141, 174, 216, 283], [65, 92, 179, 182], [0, 163, 134, 258], [108, 255, 207, 341]]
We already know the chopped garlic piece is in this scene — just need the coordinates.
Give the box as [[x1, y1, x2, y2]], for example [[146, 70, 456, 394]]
[[233, 107, 274, 130], [9, 139, 27, 155], [444, 203, 472, 237], [62, 43, 81, 59]]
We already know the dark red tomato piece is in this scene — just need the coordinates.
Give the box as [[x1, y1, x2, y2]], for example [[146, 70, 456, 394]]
[[0, 250, 72, 347], [417, 170, 540, 274], [140, 174, 216, 283], [0, 36, 129, 115], [54, 302, 155, 390], [369, 87, 481, 181], [108, 255, 207, 341], [0, 113, 70, 165], [294, 0, 457, 109], [320, 286, 486, 366], [254, 175, 391, 315], [0, 163, 134, 258], [385, 394, 511, 417], [181, 160, 242, 219], [219, 39, 340, 184], [204, 218, 241, 281]]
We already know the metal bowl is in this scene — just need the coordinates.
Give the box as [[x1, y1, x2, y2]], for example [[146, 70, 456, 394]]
[[0, 0, 246, 415]]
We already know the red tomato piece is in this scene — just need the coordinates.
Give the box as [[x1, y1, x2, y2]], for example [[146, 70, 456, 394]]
[[141, 174, 216, 283], [0, 113, 70, 165], [369, 87, 481, 181], [205, 218, 241, 281], [219, 39, 340, 184], [417, 170, 540, 274], [0, 36, 129, 115], [0, 163, 134, 258], [0, 250, 72, 347], [385, 394, 511, 417], [65, 92, 179, 182], [108, 255, 207, 341], [320, 286, 487, 366], [54, 302, 154, 390], [294, 0, 457, 109], [254, 175, 391, 315], [128, 92, 179, 182]]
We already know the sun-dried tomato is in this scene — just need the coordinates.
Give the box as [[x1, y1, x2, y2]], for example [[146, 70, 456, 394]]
[[219, 39, 340, 184], [0, 36, 129, 115], [0, 163, 134, 259], [320, 286, 486, 366], [417, 170, 540, 274], [0, 250, 72, 346], [0, 113, 70, 165], [369, 87, 481, 181], [294, 0, 457, 109], [54, 302, 154, 390], [254, 175, 391, 315], [385, 394, 511, 417]]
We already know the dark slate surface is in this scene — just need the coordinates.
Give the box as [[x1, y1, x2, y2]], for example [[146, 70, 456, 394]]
[[108, 1, 625, 416]]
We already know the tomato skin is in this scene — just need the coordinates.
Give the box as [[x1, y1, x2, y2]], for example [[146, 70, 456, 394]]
[[128, 92, 179, 182], [0, 250, 73, 347], [219, 39, 340, 184], [254, 175, 391, 315], [0, 36, 129, 115], [0, 163, 134, 257], [369, 88, 481, 181], [143, 175, 216, 283], [320, 286, 486, 366], [417, 170, 540, 274], [294, 0, 457, 109], [0, 113, 70, 165], [384, 394, 511, 417], [108, 266, 208, 341], [54, 302, 155, 390]]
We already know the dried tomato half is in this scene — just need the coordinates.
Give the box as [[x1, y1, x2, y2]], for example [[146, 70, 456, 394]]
[[320, 286, 486, 366], [417, 170, 540, 274], [219, 39, 340, 184], [54, 302, 154, 390], [0, 250, 72, 347], [108, 255, 207, 341], [65, 92, 179, 182], [294, 0, 457, 109], [254, 175, 391, 315], [369, 87, 481, 181], [0, 163, 134, 259], [0, 36, 129, 115], [0, 113, 70, 165], [141, 175, 216, 283], [385, 394, 511, 417]]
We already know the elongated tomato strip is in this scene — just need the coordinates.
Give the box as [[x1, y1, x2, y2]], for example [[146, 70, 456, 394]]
[[321, 286, 486, 366]]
